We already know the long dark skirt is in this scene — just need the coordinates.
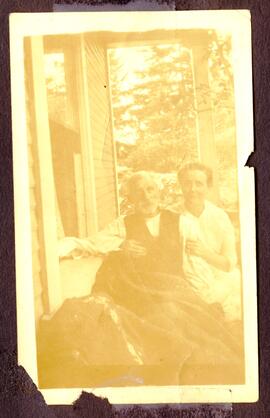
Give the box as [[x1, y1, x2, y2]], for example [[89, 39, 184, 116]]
[[38, 252, 245, 388]]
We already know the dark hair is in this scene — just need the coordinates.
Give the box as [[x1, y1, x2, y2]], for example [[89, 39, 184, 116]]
[[177, 162, 213, 187]]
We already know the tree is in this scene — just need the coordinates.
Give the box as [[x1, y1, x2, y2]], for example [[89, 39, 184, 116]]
[[207, 32, 238, 210], [207, 31, 236, 145], [109, 44, 198, 172], [109, 33, 239, 212]]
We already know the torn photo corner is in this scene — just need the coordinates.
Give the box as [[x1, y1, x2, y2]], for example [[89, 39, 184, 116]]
[[10, 10, 258, 405]]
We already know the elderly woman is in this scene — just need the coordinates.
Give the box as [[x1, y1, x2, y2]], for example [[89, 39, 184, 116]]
[[59, 171, 182, 275], [42, 171, 244, 388], [177, 162, 242, 322]]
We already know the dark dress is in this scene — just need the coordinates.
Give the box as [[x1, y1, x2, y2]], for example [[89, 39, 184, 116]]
[[37, 210, 245, 388]]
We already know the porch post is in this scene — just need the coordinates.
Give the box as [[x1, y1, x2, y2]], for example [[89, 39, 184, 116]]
[[30, 36, 62, 314], [189, 34, 219, 203], [75, 35, 98, 235]]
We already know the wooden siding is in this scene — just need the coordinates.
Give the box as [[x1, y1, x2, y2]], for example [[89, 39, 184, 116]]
[[84, 37, 118, 230]]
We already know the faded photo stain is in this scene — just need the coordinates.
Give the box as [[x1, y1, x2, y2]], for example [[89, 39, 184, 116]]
[[10, 10, 258, 405]]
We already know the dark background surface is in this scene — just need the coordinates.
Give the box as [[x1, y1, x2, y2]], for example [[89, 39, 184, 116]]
[[0, 1, 269, 417]]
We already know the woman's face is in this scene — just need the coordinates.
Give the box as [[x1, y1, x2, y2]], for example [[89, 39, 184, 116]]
[[181, 169, 208, 206]]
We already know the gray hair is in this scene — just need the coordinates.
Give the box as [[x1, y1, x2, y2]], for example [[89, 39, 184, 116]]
[[125, 171, 158, 199]]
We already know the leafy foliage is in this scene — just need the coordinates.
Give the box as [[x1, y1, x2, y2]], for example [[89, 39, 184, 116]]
[[109, 33, 238, 211], [207, 32, 238, 210], [109, 44, 198, 172]]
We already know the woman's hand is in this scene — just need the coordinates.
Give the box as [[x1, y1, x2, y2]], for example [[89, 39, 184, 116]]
[[186, 239, 209, 259], [120, 240, 147, 258], [186, 239, 230, 272]]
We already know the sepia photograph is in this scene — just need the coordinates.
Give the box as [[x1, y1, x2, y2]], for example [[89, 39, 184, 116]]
[[10, 11, 258, 404]]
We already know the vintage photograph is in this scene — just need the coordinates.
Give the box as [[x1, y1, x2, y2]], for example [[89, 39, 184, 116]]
[[10, 11, 258, 404]]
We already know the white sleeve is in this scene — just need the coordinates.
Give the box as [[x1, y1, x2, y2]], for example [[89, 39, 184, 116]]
[[219, 211, 238, 270], [58, 216, 126, 257]]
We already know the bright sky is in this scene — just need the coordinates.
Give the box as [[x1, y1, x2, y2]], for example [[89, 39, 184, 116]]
[[44, 53, 66, 92], [108, 46, 151, 144], [108, 47, 149, 88], [107, 44, 190, 145]]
